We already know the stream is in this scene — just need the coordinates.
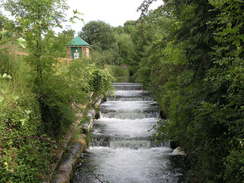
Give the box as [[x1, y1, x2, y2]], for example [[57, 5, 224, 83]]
[[72, 83, 183, 183]]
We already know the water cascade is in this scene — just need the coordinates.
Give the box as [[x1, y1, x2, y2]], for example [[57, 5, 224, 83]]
[[72, 83, 182, 183]]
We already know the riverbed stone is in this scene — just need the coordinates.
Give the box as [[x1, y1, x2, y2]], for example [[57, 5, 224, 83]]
[[172, 147, 186, 156]]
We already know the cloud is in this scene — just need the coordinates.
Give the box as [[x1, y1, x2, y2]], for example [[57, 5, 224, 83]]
[[66, 0, 163, 32]]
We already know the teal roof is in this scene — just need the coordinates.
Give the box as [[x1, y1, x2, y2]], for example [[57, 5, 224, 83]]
[[67, 37, 90, 46]]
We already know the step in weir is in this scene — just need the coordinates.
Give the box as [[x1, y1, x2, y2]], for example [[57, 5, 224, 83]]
[[72, 83, 183, 183]]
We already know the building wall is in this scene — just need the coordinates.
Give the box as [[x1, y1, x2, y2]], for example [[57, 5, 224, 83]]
[[67, 46, 90, 59], [82, 47, 90, 58], [66, 47, 71, 59]]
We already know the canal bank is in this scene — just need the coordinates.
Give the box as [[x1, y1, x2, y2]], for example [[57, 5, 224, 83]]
[[50, 106, 100, 183]]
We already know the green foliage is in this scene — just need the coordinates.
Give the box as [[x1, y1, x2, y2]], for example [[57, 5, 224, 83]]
[[61, 59, 113, 103], [33, 57, 112, 138], [0, 46, 113, 183], [106, 65, 130, 82], [1, 1, 113, 182], [44, 30, 75, 57], [133, 0, 244, 182], [1, 0, 242, 182], [114, 33, 136, 65], [0, 51, 53, 183], [91, 49, 119, 65], [88, 68, 113, 96], [0, 15, 15, 41], [80, 20, 138, 67], [3, 0, 68, 35], [2, 0, 75, 138], [79, 21, 116, 51], [224, 149, 244, 183]]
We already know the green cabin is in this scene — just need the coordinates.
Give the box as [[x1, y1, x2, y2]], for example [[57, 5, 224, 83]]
[[66, 37, 90, 59]]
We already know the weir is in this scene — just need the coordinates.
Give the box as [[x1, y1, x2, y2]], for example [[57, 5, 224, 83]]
[[72, 83, 183, 183]]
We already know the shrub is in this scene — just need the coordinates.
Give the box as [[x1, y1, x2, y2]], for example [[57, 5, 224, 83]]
[[0, 51, 53, 183]]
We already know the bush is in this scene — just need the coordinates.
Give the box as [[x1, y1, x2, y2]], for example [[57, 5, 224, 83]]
[[0, 51, 53, 183], [0, 50, 113, 182], [133, 1, 244, 182]]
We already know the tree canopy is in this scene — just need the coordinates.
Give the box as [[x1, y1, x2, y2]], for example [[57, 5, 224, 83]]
[[79, 20, 116, 51]]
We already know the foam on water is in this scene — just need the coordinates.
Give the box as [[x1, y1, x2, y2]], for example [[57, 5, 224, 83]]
[[72, 83, 182, 183]]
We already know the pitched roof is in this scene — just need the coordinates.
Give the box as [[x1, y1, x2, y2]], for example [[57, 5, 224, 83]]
[[67, 37, 90, 46]]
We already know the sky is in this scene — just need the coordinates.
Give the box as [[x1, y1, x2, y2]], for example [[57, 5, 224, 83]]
[[0, 0, 163, 34], [65, 0, 163, 32]]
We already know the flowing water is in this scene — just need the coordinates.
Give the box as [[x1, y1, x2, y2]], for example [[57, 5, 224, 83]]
[[72, 83, 183, 183]]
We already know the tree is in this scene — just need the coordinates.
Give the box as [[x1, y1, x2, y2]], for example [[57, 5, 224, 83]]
[[3, 0, 71, 137], [3, 0, 68, 81], [79, 20, 116, 50], [133, 1, 243, 182], [114, 32, 136, 65], [43, 29, 75, 57]]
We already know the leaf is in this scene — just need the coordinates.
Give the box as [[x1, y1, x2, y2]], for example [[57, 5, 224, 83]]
[[17, 37, 27, 48], [0, 96, 4, 103]]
